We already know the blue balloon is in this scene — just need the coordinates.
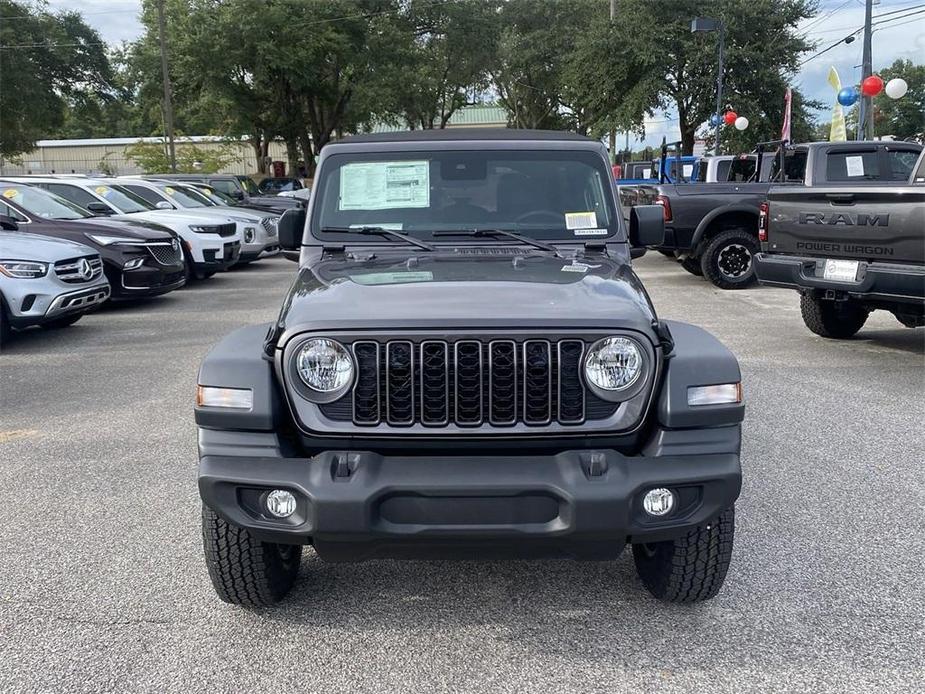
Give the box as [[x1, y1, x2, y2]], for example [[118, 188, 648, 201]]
[[837, 86, 859, 107], [709, 114, 721, 127]]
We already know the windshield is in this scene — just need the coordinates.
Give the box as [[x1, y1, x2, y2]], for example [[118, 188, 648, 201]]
[[313, 150, 617, 243], [157, 183, 209, 207], [0, 184, 90, 220], [237, 176, 260, 195], [194, 185, 237, 205], [92, 184, 155, 213]]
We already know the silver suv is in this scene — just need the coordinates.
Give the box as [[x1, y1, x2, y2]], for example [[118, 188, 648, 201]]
[[0, 231, 110, 345]]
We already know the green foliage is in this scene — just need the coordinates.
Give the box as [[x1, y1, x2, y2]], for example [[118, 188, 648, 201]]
[[873, 59, 925, 141], [0, 0, 114, 157], [125, 138, 240, 173], [719, 86, 823, 152]]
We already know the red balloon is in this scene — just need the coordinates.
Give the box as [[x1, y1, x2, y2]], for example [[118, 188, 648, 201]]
[[861, 75, 884, 97], [723, 111, 738, 125]]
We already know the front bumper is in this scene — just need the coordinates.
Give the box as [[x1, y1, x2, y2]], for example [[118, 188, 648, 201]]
[[199, 446, 741, 560], [193, 241, 242, 272], [755, 252, 925, 304], [7, 282, 111, 328]]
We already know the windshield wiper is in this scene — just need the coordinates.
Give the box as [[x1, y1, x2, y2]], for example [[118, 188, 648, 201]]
[[321, 226, 435, 251], [431, 228, 560, 255]]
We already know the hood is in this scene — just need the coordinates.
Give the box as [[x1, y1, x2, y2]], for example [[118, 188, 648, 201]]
[[276, 249, 658, 343], [14, 217, 172, 248], [211, 205, 274, 221], [120, 209, 235, 227], [0, 231, 98, 261], [80, 216, 176, 240]]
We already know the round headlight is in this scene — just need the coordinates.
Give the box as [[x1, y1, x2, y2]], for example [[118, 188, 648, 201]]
[[584, 337, 643, 391], [296, 338, 354, 393]]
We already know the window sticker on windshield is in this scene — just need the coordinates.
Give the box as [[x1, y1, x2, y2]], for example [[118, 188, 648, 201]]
[[339, 161, 429, 210], [573, 228, 608, 236], [95, 186, 111, 195], [349, 223, 403, 231], [351, 271, 434, 285], [682, 164, 694, 179], [845, 156, 865, 177], [2, 188, 19, 199], [561, 262, 602, 273], [164, 186, 175, 195], [565, 211, 597, 229]]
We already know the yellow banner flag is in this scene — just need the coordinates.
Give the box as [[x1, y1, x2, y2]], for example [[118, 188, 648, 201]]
[[828, 66, 847, 142]]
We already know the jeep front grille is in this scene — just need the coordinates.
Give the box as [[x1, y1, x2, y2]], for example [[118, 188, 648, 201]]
[[54, 256, 103, 284], [337, 338, 599, 427]]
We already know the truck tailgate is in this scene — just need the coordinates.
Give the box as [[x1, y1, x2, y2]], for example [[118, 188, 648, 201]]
[[766, 187, 925, 265]]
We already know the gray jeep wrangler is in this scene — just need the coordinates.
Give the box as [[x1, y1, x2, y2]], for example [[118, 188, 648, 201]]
[[195, 130, 744, 607]]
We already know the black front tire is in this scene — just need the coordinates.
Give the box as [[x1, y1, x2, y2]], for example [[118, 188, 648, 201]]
[[632, 506, 735, 603], [800, 295, 869, 338], [40, 314, 82, 330], [202, 505, 301, 607], [678, 255, 703, 276], [700, 229, 759, 289], [0, 298, 11, 347]]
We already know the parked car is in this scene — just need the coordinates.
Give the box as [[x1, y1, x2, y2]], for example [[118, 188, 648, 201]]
[[0, 231, 110, 345], [754, 148, 925, 338], [111, 179, 244, 275], [257, 177, 303, 194], [148, 173, 302, 214], [0, 182, 185, 298], [623, 140, 923, 289], [6, 177, 268, 270], [617, 155, 700, 185], [194, 129, 744, 607]]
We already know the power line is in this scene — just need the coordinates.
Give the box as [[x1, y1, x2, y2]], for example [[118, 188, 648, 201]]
[[796, 6, 925, 66]]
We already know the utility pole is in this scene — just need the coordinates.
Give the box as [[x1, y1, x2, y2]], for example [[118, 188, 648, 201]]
[[608, 0, 617, 165], [691, 18, 724, 156], [157, 0, 177, 172], [857, 0, 874, 140]]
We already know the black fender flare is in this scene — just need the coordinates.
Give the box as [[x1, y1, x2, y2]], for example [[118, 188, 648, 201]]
[[691, 204, 760, 250]]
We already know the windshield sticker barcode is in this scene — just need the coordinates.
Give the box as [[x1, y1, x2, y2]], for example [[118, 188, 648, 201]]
[[573, 228, 608, 236], [565, 212, 598, 229]]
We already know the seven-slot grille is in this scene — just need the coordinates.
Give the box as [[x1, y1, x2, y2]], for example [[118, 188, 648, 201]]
[[341, 339, 594, 427], [146, 242, 182, 266], [54, 256, 103, 283], [260, 217, 278, 236]]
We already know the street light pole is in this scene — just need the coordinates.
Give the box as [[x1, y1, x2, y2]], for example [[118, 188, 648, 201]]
[[858, 0, 874, 140], [156, 0, 177, 173], [691, 17, 725, 156]]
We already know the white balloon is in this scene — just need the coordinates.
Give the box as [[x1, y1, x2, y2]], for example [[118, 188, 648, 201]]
[[734, 116, 749, 131], [885, 78, 908, 99]]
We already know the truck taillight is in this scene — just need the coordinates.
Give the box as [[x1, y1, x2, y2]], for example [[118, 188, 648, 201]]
[[758, 201, 769, 242], [655, 194, 672, 222]]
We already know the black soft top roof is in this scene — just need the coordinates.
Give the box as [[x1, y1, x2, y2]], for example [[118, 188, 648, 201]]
[[338, 128, 593, 144]]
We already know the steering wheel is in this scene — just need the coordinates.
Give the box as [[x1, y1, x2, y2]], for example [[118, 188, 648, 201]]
[[513, 210, 564, 225]]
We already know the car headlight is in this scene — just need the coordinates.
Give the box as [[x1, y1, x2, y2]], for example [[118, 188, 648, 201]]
[[0, 260, 48, 279], [85, 233, 141, 246], [189, 225, 220, 233], [584, 337, 644, 392], [296, 338, 354, 397]]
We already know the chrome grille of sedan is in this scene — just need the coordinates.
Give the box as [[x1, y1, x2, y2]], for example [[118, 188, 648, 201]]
[[54, 256, 103, 284]]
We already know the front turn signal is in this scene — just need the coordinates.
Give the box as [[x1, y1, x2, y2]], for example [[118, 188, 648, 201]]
[[196, 385, 253, 410], [687, 383, 742, 407]]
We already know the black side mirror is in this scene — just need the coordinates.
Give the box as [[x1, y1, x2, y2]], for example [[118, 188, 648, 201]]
[[86, 201, 113, 215], [233, 190, 245, 200], [0, 215, 19, 231], [629, 205, 665, 248], [277, 208, 306, 257]]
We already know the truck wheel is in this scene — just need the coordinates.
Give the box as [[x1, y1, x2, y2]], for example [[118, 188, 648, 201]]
[[678, 255, 703, 276], [41, 314, 82, 330], [0, 298, 10, 347], [893, 312, 924, 329], [800, 295, 869, 339], [700, 230, 758, 289], [202, 505, 301, 607], [632, 506, 735, 603]]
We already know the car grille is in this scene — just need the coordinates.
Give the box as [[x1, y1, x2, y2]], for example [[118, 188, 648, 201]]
[[320, 338, 620, 428], [216, 222, 237, 238], [260, 217, 278, 236], [54, 256, 103, 284], [146, 242, 182, 266]]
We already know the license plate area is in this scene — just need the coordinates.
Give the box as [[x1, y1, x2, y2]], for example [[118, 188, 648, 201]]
[[822, 259, 859, 282]]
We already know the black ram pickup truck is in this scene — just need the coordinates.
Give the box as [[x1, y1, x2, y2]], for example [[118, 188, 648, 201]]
[[622, 140, 922, 289], [755, 149, 925, 338], [194, 130, 746, 607]]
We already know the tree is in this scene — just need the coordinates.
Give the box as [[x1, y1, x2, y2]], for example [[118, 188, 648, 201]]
[[717, 84, 821, 152], [389, 0, 500, 129], [616, 0, 816, 154], [872, 59, 925, 141], [0, 0, 114, 158], [125, 137, 240, 173]]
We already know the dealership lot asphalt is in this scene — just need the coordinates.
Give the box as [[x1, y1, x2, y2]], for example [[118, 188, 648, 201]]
[[1, 253, 923, 694]]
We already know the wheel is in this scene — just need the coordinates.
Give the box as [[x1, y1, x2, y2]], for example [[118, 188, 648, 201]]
[[40, 314, 81, 330], [0, 297, 11, 347], [678, 255, 703, 276], [657, 250, 676, 258], [632, 506, 735, 603], [893, 312, 924, 329], [202, 505, 301, 607], [800, 295, 870, 338], [700, 229, 759, 289]]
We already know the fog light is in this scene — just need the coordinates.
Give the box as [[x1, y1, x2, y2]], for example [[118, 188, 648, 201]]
[[643, 488, 675, 517], [265, 489, 297, 518]]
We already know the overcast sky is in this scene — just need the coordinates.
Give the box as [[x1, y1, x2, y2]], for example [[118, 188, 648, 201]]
[[52, 0, 924, 146]]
